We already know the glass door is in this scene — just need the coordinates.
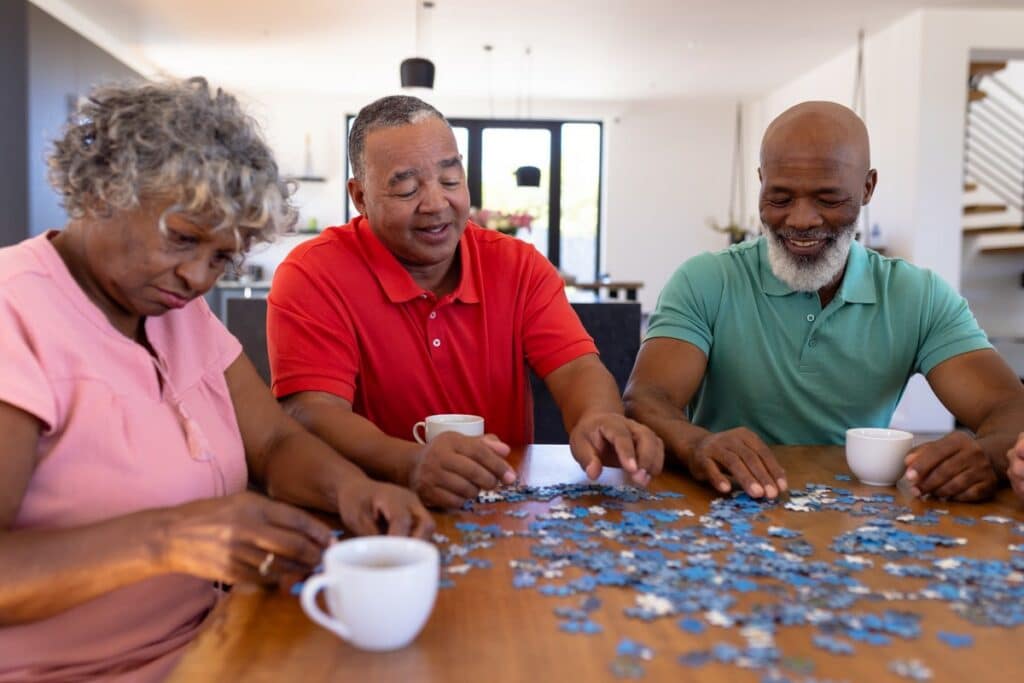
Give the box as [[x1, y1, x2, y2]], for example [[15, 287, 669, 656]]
[[480, 128, 551, 258]]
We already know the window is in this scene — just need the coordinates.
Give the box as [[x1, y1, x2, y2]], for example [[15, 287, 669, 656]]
[[345, 116, 603, 281]]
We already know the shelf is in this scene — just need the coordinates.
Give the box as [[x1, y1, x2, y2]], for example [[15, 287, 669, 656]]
[[284, 175, 327, 183]]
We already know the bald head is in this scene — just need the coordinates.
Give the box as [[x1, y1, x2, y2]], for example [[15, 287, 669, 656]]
[[760, 101, 870, 172], [757, 101, 878, 296]]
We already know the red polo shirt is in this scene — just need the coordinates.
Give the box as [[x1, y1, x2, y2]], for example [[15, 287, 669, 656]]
[[267, 217, 596, 446]]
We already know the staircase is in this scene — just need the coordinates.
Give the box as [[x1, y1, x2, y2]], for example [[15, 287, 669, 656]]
[[961, 60, 1023, 372], [963, 61, 1024, 254]]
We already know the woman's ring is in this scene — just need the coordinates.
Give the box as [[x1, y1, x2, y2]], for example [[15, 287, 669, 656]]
[[258, 552, 275, 577]]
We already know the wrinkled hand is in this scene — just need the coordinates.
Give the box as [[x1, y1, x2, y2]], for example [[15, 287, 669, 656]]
[[159, 491, 331, 587], [335, 477, 435, 539], [687, 428, 787, 499], [408, 432, 516, 509], [1005, 432, 1024, 499], [904, 431, 999, 502], [569, 412, 663, 485]]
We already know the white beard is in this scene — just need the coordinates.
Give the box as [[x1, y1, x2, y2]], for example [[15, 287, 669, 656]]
[[764, 218, 857, 293]]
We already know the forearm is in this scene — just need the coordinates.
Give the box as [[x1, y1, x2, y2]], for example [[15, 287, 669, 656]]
[[0, 510, 165, 625], [624, 387, 709, 466], [257, 424, 383, 513], [974, 394, 1024, 477], [555, 361, 625, 432], [282, 401, 421, 486]]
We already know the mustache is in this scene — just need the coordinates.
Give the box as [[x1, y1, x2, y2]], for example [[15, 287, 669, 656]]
[[773, 230, 838, 242]]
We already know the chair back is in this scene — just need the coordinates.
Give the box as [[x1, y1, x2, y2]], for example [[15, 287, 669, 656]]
[[224, 298, 644, 445]]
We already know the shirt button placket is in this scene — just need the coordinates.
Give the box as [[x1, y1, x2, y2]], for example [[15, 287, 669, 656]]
[[427, 306, 441, 350]]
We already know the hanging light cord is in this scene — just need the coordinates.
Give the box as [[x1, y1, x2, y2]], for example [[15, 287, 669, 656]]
[[484, 44, 494, 119], [728, 103, 744, 228], [852, 28, 871, 244]]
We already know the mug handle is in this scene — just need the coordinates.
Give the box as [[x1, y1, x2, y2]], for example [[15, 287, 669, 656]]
[[300, 575, 353, 641], [413, 421, 427, 444]]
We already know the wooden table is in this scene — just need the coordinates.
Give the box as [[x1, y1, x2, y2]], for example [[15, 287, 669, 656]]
[[168, 445, 1024, 682]]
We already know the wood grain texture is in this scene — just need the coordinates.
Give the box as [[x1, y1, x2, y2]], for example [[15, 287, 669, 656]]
[[168, 445, 1024, 683]]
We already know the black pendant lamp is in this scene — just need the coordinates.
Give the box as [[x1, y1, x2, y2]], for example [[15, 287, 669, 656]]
[[514, 165, 541, 187], [401, 1, 435, 89], [400, 58, 435, 88]]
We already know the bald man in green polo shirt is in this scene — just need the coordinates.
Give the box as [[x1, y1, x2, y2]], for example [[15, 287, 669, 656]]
[[625, 101, 1024, 503]]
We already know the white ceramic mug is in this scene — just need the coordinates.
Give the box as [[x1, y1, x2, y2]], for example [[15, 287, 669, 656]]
[[845, 427, 914, 486], [412, 414, 484, 444], [300, 536, 439, 651]]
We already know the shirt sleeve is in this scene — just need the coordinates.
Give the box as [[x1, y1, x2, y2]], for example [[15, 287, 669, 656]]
[[643, 252, 725, 355], [914, 270, 993, 375], [267, 260, 360, 401], [521, 249, 598, 379], [0, 296, 57, 432]]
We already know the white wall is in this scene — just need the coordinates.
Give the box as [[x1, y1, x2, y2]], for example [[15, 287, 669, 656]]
[[603, 98, 737, 311], [742, 11, 924, 264], [239, 88, 738, 310], [742, 8, 1024, 432]]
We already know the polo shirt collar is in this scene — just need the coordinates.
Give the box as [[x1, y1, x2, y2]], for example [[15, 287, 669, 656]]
[[835, 240, 877, 304], [355, 216, 481, 304], [757, 236, 877, 304], [757, 238, 793, 297]]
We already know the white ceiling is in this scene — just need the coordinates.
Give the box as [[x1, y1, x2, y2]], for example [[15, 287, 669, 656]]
[[33, 0, 1024, 100]]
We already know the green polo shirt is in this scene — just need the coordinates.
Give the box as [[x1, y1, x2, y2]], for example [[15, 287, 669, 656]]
[[645, 237, 991, 445]]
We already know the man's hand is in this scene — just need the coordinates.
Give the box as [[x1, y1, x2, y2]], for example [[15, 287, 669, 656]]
[[687, 428, 787, 499], [568, 412, 664, 485], [1005, 432, 1024, 499], [408, 432, 516, 509], [334, 478, 435, 539], [904, 431, 999, 502]]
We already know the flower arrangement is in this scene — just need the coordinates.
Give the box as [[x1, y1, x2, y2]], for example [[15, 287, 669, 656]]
[[469, 208, 533, 235]]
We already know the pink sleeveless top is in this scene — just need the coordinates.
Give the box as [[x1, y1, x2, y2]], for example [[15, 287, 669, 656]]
[[0, 233, 248, 681]]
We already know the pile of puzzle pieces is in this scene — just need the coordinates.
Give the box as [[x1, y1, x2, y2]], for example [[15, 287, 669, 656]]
[[434, 481, 1024, 682]]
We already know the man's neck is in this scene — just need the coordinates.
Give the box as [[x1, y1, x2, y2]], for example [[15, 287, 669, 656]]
[[403, 248, 462, 297], [816, 265, 846, 309]]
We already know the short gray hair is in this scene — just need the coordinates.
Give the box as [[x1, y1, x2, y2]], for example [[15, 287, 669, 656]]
[[48, 77, 296, 248], [348, 95, 448, 180]]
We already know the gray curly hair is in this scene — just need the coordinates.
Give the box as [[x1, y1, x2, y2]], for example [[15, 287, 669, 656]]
[[348, 95, 448, 180], [48, 77, 296, 248]]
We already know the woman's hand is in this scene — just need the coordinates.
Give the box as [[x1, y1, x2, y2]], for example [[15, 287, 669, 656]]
[[334, 477, 435, 539], [157, 491, 332, 587]]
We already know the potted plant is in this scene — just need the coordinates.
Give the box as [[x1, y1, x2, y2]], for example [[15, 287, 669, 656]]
[[707, 217, 750, 245]]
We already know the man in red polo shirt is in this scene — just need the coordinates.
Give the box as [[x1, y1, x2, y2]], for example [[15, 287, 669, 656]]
[[268, 95, 663, 508]]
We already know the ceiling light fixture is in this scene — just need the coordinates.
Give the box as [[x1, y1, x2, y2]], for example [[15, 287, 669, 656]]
[[515, 46, 541, 187], [400, 1, 435, 89]]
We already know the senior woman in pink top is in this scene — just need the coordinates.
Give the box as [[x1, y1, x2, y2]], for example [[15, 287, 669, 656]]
[[0, 78, 434, 681]]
